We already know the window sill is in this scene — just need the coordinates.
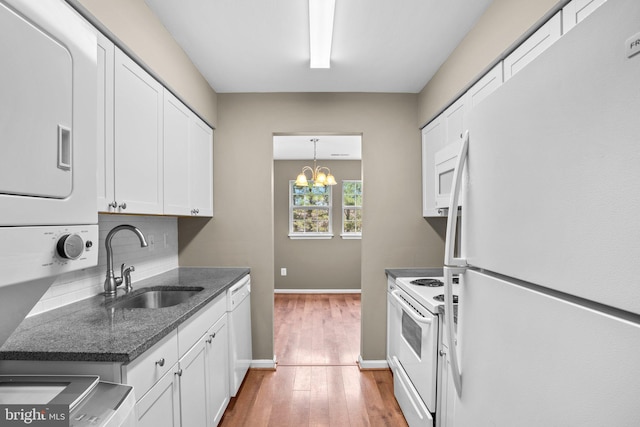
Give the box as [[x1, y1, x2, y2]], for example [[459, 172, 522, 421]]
[[289, 233, 334, 240], [340, 233, 362, 240]]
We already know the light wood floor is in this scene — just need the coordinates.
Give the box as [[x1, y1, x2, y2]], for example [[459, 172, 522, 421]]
[[219, 293, 408, 427]]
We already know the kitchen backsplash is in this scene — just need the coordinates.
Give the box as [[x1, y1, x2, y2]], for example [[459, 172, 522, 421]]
[[28, 214, 179, 316]]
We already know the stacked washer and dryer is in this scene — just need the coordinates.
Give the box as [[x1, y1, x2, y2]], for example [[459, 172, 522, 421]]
[[0, 0, 135, 424]]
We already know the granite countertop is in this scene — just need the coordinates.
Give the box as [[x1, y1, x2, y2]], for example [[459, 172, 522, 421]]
[[385, 267, 444, 279], [0, 267, 249, 364]]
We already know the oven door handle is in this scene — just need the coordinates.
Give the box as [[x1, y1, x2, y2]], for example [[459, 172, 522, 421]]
[[391, 290, 433, 325]]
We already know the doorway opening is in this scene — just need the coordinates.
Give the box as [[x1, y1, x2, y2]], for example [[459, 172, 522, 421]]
[[272, 133, 362, 364]]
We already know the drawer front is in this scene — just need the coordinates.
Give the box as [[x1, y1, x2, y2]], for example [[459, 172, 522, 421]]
[[178, 294, 226, 358], [123, 330, 179, 399]]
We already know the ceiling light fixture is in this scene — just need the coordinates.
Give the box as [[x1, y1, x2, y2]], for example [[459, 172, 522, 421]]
[[295, 138, 337, 187], [309, 0, 336, 68]]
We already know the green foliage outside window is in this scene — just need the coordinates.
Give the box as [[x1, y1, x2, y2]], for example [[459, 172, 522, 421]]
[[342, 181, 362, 234]]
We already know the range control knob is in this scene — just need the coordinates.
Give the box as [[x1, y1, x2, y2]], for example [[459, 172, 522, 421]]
[[56, 234, 85, 260]]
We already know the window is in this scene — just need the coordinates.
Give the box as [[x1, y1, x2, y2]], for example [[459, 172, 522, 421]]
[[289, 181, 333, 239], [342, 180, 362, 238]]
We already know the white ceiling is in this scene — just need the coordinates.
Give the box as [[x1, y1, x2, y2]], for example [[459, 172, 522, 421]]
[[144, 0, 493, 93], [273, 135, 361, 160]]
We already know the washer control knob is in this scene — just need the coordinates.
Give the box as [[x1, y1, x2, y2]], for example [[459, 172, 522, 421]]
[[56, 234, 84, 260]]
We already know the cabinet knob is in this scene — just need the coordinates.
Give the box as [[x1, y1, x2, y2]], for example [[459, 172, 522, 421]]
[[119, 202, 127, 210], [109, 201, 118, 209], [439, 349, 446, 357], [206, 337, 212, 344], [175, 369, 183, 377], [210, 333, 216, 339], [155, 358, 165, 367]]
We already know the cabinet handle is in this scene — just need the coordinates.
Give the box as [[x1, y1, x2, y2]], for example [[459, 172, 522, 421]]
[[175, 369, 183, 377], [109, 201, 118, 209], [210, 333, 216, 339], [119, 202, 127, 210], [439, 349, 446, 357], [206, 337, 212, 344], [155, 358, 165, 367]]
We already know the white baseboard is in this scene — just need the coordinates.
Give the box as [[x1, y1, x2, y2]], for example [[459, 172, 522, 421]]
[[251, 356, 277, 369], [357, 355, 389, 370], [274, 289, 361, 294]]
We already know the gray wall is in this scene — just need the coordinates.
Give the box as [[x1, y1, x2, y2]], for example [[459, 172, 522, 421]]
[[274, 160, 362, 291], [178, 93, 445, 362], [73, 0, 218, 127], [418, 0, 561, 126], [69, 0, 562, 363]]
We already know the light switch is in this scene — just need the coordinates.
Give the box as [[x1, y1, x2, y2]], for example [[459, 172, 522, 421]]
[[280, 268, 287, 276]]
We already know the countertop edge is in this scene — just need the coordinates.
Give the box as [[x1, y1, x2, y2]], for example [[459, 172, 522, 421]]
[[0, 267, 250, 364]]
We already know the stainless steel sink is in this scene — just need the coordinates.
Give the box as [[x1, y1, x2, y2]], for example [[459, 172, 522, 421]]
[[109, 287, 204, 309]]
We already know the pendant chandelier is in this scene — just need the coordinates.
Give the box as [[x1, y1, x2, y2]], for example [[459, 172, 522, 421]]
[[295, 138, 337, 187]]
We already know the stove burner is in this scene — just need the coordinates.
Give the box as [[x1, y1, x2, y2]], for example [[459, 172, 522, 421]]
[[433, 294, 459, 303], [410, 278, 444, 287]]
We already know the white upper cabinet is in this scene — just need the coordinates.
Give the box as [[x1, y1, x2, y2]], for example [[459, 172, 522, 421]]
[[163, 91, 191, 216], [422, 118, 445, 217], [113, 48, 164, 215], [442, 95, 468, 147], [188, 116, 213, 217], [503, 12, 562, 81], [562, 0, 607, 33], [96, 33, 115, 213], [163, 90, 213, 217], [466, 63, 503, 111]]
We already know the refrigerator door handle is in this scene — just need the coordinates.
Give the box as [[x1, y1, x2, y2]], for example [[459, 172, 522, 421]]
[[443, 130, 469, 398], [444, 266, 463, 397], [444, 130, 469, 268]]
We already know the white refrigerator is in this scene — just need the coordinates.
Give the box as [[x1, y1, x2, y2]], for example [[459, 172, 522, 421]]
[[442, 0, 640, 425]]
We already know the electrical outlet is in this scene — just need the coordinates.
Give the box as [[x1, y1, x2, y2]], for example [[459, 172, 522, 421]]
[[280, 268, 287, 276], [148, 234, 155, 251]]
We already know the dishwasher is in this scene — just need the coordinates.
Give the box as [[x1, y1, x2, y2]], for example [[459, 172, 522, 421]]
[[227, 275, 252, 396]]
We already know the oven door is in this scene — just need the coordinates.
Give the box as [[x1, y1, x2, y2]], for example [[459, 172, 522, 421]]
[[391, 288, 439, 412]]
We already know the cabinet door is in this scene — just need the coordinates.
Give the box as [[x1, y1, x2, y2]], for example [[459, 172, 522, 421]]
[[437, 345, 456, 427], [503, 12, 562, 81], [136, 365, 181, 427], [442, 96, 467, 147], [562, 0, 607, 33], [163, 90, 191, 216], [421, 117, 445, 217], [189, 116, 214, 217], [179, 335, 209, 427], [114, 48, 164, 214], [466, 63, 503, 111], [206, 315, 230, 427], [96, 33, 115, 212]]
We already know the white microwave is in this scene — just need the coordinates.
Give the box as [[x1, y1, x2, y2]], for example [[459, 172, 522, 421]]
[[0, 0, 99, 287], [434, 140, 464, 210]]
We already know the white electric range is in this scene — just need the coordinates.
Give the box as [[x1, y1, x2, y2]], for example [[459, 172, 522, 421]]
[[395, 276, 460, 313], [387, 275, 459, 427]]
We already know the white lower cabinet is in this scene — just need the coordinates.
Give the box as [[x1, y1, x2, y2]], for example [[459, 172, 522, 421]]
[[436, 315, 456, 427], [179, 335, 210, 427], [123, 295, 230, 427], [206, 315, 230, 426], [136, 363, 181, 427]]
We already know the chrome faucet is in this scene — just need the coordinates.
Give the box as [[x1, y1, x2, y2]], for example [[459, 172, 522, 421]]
[[104, 225, 148, 296]]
